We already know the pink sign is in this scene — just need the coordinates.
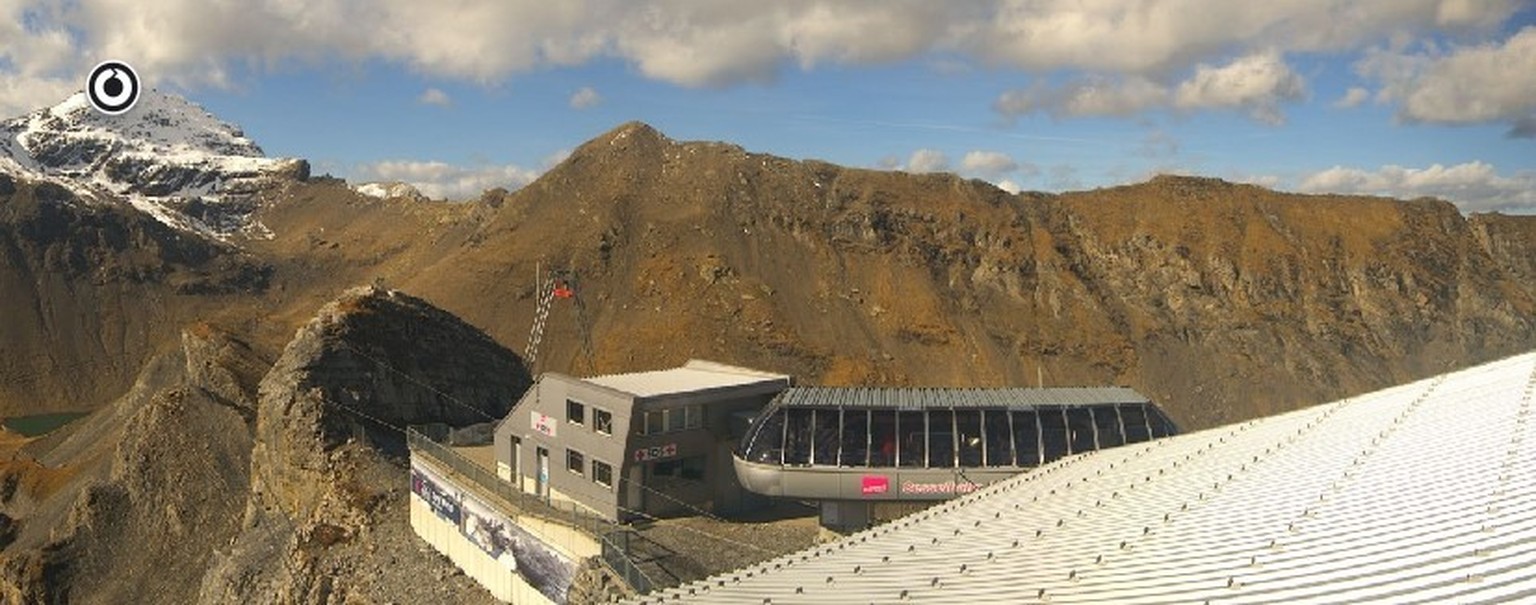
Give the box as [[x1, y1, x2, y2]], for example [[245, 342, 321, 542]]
[[861, 475, 890, 496], [531, 411, 557, 437]]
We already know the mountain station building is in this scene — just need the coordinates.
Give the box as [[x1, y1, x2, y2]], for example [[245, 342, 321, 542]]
[[493, 360, 792, 522]]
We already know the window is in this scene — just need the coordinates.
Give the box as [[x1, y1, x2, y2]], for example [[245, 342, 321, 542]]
[[594, 408, 614, 435], [641, 405, 704, 436], [982, 409, 1013, 467], [928, 410, 955, 468], [784, 407, 813, 465], [1012, 410, 1042, 466], [593, 460, 614, 488], [1092, 406, 1125, 448], [897, 411, 925, 467], [743, 408, 786, 463], [812, 408, 840, 466], [654, 455, 706, 481], [1039, 408, 1070, 462], [1149, 409, 1177, 439], [955, 409, 983, 467], [566, 399, 585, 426], [566, 449, 585, 476], [1065, 408, 1096, 455], [869, 410, 897, 467], [839, 409, 870, 466], [1120, 405, 1151, 443]]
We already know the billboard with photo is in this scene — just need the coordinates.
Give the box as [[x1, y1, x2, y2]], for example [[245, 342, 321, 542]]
[[411, 458, 576, 602], [411, 462, 462, 525]]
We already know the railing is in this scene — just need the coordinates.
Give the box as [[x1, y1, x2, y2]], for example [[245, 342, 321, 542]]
[[406, 426, 656, 595]]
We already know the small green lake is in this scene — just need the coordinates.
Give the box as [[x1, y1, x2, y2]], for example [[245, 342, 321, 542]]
[[3, 412, 87, 437]]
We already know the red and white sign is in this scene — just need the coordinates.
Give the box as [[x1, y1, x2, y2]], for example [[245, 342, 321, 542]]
[[634, 443, 678, 462], [531, 411, 557, 437], [861, 475, 890, 496]]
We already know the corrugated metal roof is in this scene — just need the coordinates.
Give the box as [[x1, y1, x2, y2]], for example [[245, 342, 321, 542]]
[[584, 359, 789, 398], [770, 386, 1149, 409], [629, 351, 1536, 604]]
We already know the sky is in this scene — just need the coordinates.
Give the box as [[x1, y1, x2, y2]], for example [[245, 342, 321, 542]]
[[2, 1, 1534, 212]]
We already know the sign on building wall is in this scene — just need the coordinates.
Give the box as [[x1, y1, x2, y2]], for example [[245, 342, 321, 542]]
[[532, 410, 557, 437], [633, 442, 678, 462], [410, 458, 576, 602], [860, 475, 890, 496], [412, 463, 462, 524]]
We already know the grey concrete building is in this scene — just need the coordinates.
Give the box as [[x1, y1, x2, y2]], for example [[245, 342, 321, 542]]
[[493, 360, 791, 522]]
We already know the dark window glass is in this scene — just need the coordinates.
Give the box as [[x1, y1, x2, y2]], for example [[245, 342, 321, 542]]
[[1065, 408, 1096, 454], [1012, 410, 1042, 466], [685, 405, 703, 430], [566, 449, 585, 475], [1093, 406, 1125, 448], [566, 400, 585, 425], [667, 407, 687, 432], [784, 407, 813, 465], [839, 409, 870, 466], [897, 411, 925, 467], [644, 410, 664, 435], [1040, 408, 1070, 461], [955, 410, 983, 467], [654, 456, 705, 480], [593, 460, 613, 488], [594, 409, 614, 435], [983, 410, 1013, 466], [1120, 405, 1151, 443], [743, 408, 786, 463], [812, 409, 841, 466], [928, 410, 955, 468], [1149, 409, 1177, 438], [869, 410, 897, 467]]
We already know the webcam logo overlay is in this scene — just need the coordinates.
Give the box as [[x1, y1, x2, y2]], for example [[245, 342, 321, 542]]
[[87, 61, 140, 115]]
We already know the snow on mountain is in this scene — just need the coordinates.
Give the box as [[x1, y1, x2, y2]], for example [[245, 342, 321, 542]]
[[353, 181, 427, 202], [0, 90, 308, 239]]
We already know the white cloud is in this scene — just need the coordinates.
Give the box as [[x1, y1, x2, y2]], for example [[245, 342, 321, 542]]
[[1173, 51, 1306, 124], [902, 148, 949, 174], [1335, 86, 1370, 108], [959, 150, 1019, 178], [0, 0, 1524, 125], [1296, 161, 1536, 213], [995, 76, 1169, 119], [569, 86, 601, 109], [354, 160, 541, 200], [418, 87, 451, 106], [1357, 26, 1536, 128], [995, 179, 1022, 194], [995, 52, 1304, 123]]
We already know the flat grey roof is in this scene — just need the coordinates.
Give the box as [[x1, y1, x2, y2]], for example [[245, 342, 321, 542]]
[[584, 359, 789, 398], [629, 351, 1536, 604], [769, 386, 1150, 409]]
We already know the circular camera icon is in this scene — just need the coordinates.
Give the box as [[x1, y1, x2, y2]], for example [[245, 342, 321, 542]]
[[87, 61, 140, 115]]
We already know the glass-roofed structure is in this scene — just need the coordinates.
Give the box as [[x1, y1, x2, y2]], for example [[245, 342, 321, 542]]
[[733, 386, 1177, 528]]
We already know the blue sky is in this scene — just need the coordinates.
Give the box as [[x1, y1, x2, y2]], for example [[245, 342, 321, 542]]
[[3, 1, 1534, 211]]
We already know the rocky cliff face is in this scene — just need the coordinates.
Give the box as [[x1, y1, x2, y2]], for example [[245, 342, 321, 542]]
[[0, 287, 528, 604]]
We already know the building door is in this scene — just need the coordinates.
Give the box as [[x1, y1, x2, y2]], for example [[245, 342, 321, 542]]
[[536, 446, 550, 499], [626, 464, 644, 515]]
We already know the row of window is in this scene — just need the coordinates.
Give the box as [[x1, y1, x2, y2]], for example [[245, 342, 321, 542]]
[[566, 399, 704, 437], [566, 448, 615, 489], [566, 399, 615, 435], [639, 404, 703, 435], [740, 404, 1175, 468]]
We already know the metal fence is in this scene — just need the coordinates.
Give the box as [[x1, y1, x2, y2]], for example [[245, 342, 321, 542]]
[[406, 426, 655, 595]]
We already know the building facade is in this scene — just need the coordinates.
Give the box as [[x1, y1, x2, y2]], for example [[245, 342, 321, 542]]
[[493, 360, 791, 522]]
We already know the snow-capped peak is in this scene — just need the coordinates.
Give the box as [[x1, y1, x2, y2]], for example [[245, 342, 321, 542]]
[[1, 89, 308, 239]]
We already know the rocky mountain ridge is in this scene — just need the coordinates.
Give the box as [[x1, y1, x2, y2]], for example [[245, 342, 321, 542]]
[[0, 90, 308, 238]]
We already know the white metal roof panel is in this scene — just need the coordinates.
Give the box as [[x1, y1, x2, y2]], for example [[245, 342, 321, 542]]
[[584, 359, 789, 398], [629, 351, 1536, 604]]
